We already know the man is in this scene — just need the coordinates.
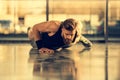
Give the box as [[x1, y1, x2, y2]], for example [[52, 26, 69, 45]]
[[28, 18, 92, 54]]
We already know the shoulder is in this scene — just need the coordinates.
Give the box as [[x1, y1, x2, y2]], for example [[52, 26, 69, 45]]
[[48, 21, 61, 31], [76, 21, 83, 35], [33, 20, 61, 32]]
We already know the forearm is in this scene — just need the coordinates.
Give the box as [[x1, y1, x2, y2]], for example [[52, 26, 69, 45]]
[[32, 25, 43, 49], [79, 35, 92, 47], [36, 40, 43, 49]]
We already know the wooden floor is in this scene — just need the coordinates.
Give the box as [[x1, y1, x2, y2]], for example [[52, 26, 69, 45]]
[[0, 42, 120, 80]]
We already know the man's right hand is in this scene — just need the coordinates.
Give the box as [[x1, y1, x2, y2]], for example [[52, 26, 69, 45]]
[[39, 48, 54, 54]]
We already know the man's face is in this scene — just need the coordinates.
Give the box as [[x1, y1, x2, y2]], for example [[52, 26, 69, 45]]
[[61, 28, 76, 44]]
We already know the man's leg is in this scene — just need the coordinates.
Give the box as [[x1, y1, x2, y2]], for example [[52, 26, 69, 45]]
[[30, 40, 37, 49], [27, 27, 37, 49]]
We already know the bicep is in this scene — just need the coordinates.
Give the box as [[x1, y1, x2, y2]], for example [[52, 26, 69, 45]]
[[32, 24, 44, 41], [77, 21, 83, 35], [73, 21, 83, 43], [32, 22, 56, 41]]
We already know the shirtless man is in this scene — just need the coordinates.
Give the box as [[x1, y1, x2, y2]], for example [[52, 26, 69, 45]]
[[28, 18, 92, 54]]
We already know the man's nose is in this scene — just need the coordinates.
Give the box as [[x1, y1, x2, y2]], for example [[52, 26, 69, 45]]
[[67, 35, 72, 39]]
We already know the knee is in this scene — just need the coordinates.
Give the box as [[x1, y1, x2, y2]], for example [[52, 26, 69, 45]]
[[28, 28, 34, 40]]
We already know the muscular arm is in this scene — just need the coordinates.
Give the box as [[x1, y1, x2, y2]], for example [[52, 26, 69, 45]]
[[73, 21, 92, 47], [79, 35, 92, 47], [73, 21, 83, 44], [32, 22, 48, 41], [32, 21, 61, 53]]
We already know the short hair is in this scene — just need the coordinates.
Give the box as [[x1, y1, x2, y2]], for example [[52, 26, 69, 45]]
[[62, 18, 78, 31]]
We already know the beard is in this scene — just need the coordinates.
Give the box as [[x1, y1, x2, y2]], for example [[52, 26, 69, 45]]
[[61, 32, 73, 44], [64, 39, 72, 44]]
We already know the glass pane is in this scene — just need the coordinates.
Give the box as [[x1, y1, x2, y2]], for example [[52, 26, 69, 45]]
[[0, 0, 46, 35], [108, 1, 120, 37]]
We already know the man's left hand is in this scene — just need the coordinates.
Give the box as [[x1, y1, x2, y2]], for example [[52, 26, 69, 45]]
[[39, 48, 54, 54]]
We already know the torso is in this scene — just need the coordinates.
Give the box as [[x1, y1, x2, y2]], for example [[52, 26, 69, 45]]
[[41, 26, 65, 50]]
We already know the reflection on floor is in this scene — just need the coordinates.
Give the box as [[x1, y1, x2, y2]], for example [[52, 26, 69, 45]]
[[0, 42, 120, 80]]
